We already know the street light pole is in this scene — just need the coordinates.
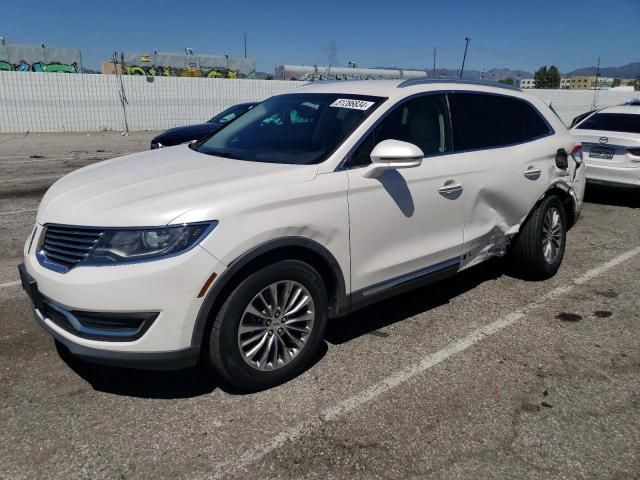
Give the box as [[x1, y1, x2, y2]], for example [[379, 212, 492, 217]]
[[433, 46, 436, 78], [459, 37, 470, 79]]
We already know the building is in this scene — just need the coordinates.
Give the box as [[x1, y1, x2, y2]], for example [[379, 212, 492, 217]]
[[102, 51, 256, 79], [0, 42, 81, 73], [569, 76, 615, 90], [519, 78, 535, 89], [275, 65, 426, 81], [560, 77, 570, 89]]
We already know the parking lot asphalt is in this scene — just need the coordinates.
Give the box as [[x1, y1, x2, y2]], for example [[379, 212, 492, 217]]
[[0, 132, 639, 480]]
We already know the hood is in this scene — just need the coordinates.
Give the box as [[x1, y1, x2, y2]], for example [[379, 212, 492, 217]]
[[37, 144, 318, 227], [153, 123, 220, 145]]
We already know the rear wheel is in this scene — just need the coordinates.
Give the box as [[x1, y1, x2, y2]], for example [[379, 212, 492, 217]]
[[206, 260, 327, 391], [510, 195, 566, 280]]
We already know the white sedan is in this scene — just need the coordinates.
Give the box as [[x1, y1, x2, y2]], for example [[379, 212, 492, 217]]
[[571, 104, 640, 188]]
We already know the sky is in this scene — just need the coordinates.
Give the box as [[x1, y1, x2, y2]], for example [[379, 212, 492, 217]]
[[1, 0, 639, 74]]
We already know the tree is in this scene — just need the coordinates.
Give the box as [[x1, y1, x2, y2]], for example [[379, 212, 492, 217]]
[[548, 65, 561, 88], [635, 74, 640, 91], [612, 78, 621, 88], [534, 66, 549, 89], [498, 77, 514, 86]]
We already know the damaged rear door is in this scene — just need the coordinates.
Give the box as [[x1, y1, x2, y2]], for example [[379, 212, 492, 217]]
[[448, 91, 556, 268]]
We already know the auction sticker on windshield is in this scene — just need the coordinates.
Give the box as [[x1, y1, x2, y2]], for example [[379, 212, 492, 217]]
[[330, 98, 375, 110]]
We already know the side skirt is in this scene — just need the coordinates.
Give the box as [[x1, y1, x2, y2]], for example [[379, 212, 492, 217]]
[[332, 257, 461, 317]]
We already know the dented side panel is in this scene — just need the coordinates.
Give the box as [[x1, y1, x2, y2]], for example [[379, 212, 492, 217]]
[[458, 134, 574, 270]]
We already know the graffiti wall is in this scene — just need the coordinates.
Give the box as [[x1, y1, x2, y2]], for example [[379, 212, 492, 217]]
[[121, 52, 255, 79], [0, 44, 81, 73]]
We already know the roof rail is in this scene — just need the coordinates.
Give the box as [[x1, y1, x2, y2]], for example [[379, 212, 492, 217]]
[[397, 78, 522, 92]]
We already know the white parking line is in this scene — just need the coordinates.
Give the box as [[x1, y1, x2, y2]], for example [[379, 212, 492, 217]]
[[0, 158, 67, 165], [0, 156, 113, 165], [0, 208, 38, 216], [209, 245, 640, 479], [0, 280, 21, 289], [0, 175, 62, 184], [0, 154, 72, 160]]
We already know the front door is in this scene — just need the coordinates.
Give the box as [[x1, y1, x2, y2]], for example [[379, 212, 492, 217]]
[[346, 93, 468, 292]]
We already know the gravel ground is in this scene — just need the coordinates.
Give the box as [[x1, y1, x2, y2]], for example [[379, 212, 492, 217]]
[[0, 132, 639, 480]]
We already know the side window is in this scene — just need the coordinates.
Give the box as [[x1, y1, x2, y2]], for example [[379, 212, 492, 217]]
[[347, 94, 451, 168], [519, 102, 552, 139], [450, 93, 551, 151]]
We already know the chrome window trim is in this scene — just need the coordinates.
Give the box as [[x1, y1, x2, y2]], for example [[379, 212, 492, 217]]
[[335, 91, 453, 171], [446, 90, 556, 154], [335, 89, 555, 172]]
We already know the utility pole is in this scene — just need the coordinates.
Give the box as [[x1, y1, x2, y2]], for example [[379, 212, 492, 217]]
[[592, 56, 601, 109], [243, 33, 247, 59], [459, 37, 470, 79], [433, 46, 436, 78]]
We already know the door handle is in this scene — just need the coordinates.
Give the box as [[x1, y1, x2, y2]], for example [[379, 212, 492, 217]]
[[524, 167, 542, 180], [438, 181, 463, 199]]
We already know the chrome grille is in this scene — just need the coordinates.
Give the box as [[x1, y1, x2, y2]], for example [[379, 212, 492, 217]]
[[41, 225, 104, 269]]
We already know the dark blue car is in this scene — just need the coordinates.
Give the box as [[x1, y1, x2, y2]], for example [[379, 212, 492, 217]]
[[150, 102, 258, 149]]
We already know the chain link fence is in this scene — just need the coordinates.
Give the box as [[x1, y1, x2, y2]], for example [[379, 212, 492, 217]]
[[1, 71, 638, 133], [0, 72, 302, 133]]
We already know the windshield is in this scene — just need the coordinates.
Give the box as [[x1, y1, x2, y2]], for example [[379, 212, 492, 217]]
[[208, 103, 255, 124], [195, 93, 385, 164], [576, 112, 640, 134]]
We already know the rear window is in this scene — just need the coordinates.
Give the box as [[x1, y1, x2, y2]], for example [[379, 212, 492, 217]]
[[576, 113, 640, 134]]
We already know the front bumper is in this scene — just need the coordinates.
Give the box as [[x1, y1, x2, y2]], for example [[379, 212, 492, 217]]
[[20, 230, 226, 368], [19, 263, 201, 369]]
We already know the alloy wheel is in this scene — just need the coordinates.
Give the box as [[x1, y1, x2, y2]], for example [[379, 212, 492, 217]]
[[237, 281, 315, 371], [542, 206, 563, 264]]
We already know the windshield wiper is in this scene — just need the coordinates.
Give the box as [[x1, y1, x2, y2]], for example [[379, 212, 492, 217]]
[[198, 149, 244, 160]]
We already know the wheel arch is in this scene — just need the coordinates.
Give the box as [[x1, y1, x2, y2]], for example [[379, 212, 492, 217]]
[[191, 237, 346, 348], [541, 181, 578, 229]]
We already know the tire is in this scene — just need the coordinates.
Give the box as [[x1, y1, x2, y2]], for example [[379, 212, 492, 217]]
[[510, 195, 567, 280], [205, 260, 328, 391]]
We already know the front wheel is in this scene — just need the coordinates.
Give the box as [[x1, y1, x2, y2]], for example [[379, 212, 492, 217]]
[[510, 195, 567, 280], [205, 260, 328, 391]]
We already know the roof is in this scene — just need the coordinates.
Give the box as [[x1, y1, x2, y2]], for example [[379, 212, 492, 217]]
[[598, 105, 640, 115], [289, 79, 525, 99]]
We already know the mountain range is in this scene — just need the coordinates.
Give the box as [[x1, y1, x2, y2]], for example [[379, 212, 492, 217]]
[[376, 62, 640, 81]]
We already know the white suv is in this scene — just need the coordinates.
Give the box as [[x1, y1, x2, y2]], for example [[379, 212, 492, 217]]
[[20, 80, 586, 390], [570, 104, 640, 188]]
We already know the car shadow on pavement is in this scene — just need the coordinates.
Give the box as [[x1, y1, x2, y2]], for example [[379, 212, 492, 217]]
[[57, 344, 218, 399], [57, 259, 506, 397], [325, 258, 504, 345], [584, 183, 640, 208], [56, 334, 329, 399]]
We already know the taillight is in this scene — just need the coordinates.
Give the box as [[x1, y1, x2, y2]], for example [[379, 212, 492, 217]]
[[628, 148, 640, 157], [571, 145, 583, 164]]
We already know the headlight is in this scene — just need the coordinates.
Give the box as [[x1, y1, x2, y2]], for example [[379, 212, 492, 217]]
[[85, 221, 217, 265]]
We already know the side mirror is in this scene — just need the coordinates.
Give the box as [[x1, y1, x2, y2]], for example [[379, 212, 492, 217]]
[[363, 139, 424, 178]]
